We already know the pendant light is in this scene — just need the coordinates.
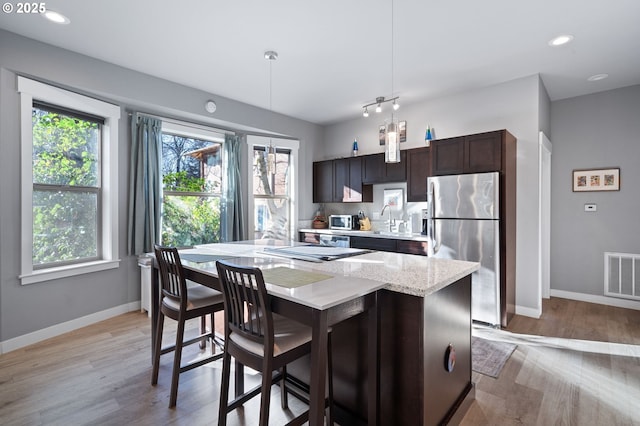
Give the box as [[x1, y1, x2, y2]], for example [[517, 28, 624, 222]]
[[265, 50, 278, 175], [385, 0, 400, 163], [361, 0, 402, 163]]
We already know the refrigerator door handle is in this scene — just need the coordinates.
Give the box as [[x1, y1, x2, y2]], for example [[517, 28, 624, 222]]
[[427, 181, 439, 256]]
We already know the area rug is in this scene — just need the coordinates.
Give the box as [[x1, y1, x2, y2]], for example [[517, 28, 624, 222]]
[[471, 336, 517, 378]]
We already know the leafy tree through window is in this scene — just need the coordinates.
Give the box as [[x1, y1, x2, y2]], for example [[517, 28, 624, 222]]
[[252, 146, 291, 240], [161, 131, 223, 247], [31, 104, 102, 267]]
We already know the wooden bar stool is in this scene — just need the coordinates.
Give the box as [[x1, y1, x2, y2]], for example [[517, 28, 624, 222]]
[[215, 260, 334, 426], [152, 245, 225, 407]]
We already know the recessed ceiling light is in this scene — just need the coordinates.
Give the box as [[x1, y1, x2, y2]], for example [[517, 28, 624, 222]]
[[43, 10, 70, 25], [587, 73, 609, 82], [548, 34, 574, 47]]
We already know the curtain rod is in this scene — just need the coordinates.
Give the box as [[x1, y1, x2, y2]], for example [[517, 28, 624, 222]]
[[127, 111, 299, 141], [128, 111, 235, 136]]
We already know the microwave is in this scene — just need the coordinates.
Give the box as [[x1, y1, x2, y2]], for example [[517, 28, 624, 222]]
[[329, 214, 360, 230]]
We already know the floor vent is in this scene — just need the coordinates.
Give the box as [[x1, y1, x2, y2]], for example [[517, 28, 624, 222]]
[[604, 252, 640, 301]]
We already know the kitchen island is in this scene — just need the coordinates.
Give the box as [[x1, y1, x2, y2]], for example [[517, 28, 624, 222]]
[[162, 240, 479, 425], [300, 247, 479, 425]]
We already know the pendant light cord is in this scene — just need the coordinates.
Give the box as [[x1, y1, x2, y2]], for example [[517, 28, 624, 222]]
[[391, 0, 394, 100]]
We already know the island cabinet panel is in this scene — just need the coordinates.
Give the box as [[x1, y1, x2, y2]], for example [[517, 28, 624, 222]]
[[407, 147, 431, 202], [312, 160, 333, 203], [327, 276, 473, 425], [379, 277, 472, 425]]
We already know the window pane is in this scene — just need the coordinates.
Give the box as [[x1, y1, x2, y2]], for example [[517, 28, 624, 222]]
[[253, 198, 290, 240], [253, 148, 290, 196], [162, 134, 221, 194], [162, 195, 220, 247], [32, 107, 100, 187], [33, 190, 98, 266]]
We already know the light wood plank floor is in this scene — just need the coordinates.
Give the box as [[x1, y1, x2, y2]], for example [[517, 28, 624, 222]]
[[461, 297, 640, 426], [1, 297, 639, 425]]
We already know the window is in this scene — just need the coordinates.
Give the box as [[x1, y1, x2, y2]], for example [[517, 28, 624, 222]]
[[32, 104, 102, 267], [248, 136, 299, 241], [160, 122, 224, 247], [18, 77, 121, 284]]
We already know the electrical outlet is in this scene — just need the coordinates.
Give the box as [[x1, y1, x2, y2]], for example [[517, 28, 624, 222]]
[[584, 203, 597, 212]]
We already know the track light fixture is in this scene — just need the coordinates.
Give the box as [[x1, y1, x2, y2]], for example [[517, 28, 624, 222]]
[[362, 96, 399, 117]]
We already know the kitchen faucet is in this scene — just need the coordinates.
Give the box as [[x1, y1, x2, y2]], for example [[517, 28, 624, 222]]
[[381, 204, 393, 232]]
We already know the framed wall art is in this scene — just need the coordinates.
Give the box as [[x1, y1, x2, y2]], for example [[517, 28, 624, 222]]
[[379, 125, 386, 146], [399, 120, 407, 142], [572, 168, 620, 192], [383, 188, 404, 210]]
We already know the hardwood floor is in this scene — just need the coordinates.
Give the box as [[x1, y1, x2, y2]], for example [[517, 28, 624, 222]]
[[1, 297, 638, 425], [0, 313, 307, 426], [461, 297, 640, 426]]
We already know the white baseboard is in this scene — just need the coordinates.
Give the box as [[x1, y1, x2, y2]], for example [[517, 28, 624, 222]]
[[550, 289, 640, 311], [0, 301, 142, 355], [515, 304, 542, 319]]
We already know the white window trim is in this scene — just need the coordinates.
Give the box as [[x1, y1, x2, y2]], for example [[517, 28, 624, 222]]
[[246, 136, 299, 241], [18, 77, 121, 285]]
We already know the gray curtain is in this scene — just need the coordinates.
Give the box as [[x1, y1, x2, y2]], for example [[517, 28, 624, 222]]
[[127, 113, 162, 255], [220, 134, 246, 242]]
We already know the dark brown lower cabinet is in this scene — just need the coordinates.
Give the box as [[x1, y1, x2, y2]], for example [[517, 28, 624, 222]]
[[350, 236, 397, 252], [290, 275, 474, 425]]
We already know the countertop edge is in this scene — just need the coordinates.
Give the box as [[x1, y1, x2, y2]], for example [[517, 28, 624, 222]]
[[384, 262, 480, 297], [299, 228, 428, 242]]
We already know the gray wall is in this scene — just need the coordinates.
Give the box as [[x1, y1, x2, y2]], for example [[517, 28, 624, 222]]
[[550, 85, 640, 296], [0, 30, 322, 347], [322, 75, 548, 317]]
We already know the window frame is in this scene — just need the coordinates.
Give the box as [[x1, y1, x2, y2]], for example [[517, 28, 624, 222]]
[[18, 77, 121, 285], [246, 136, 299, 241]]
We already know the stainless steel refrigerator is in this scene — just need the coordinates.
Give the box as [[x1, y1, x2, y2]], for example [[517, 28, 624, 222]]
[[427, 172, 501, 326]]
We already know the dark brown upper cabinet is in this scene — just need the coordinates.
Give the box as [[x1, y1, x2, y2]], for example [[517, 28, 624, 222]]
[[334, 157, 371, 203], [313, 157, 371, 203], [431, 136, 465, 175], [464, 132, 502, 173], [362, 153, 385, 183], [362, 151, 407, 184], [313, 160, 334, 203], [384, 150, 407, 182], [406, 147, 431, 202], [432, 130, 506, 175]]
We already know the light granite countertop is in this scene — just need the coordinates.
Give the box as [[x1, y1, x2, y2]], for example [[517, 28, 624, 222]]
[[190, 241, 479, 302]]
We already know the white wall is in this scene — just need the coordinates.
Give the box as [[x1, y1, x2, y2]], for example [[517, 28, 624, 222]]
[[0, 29, 322, 349], [322, 75, 547, 317]]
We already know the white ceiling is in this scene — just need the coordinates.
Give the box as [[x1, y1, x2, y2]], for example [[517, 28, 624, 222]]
[[1, 0, 639, 125]]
